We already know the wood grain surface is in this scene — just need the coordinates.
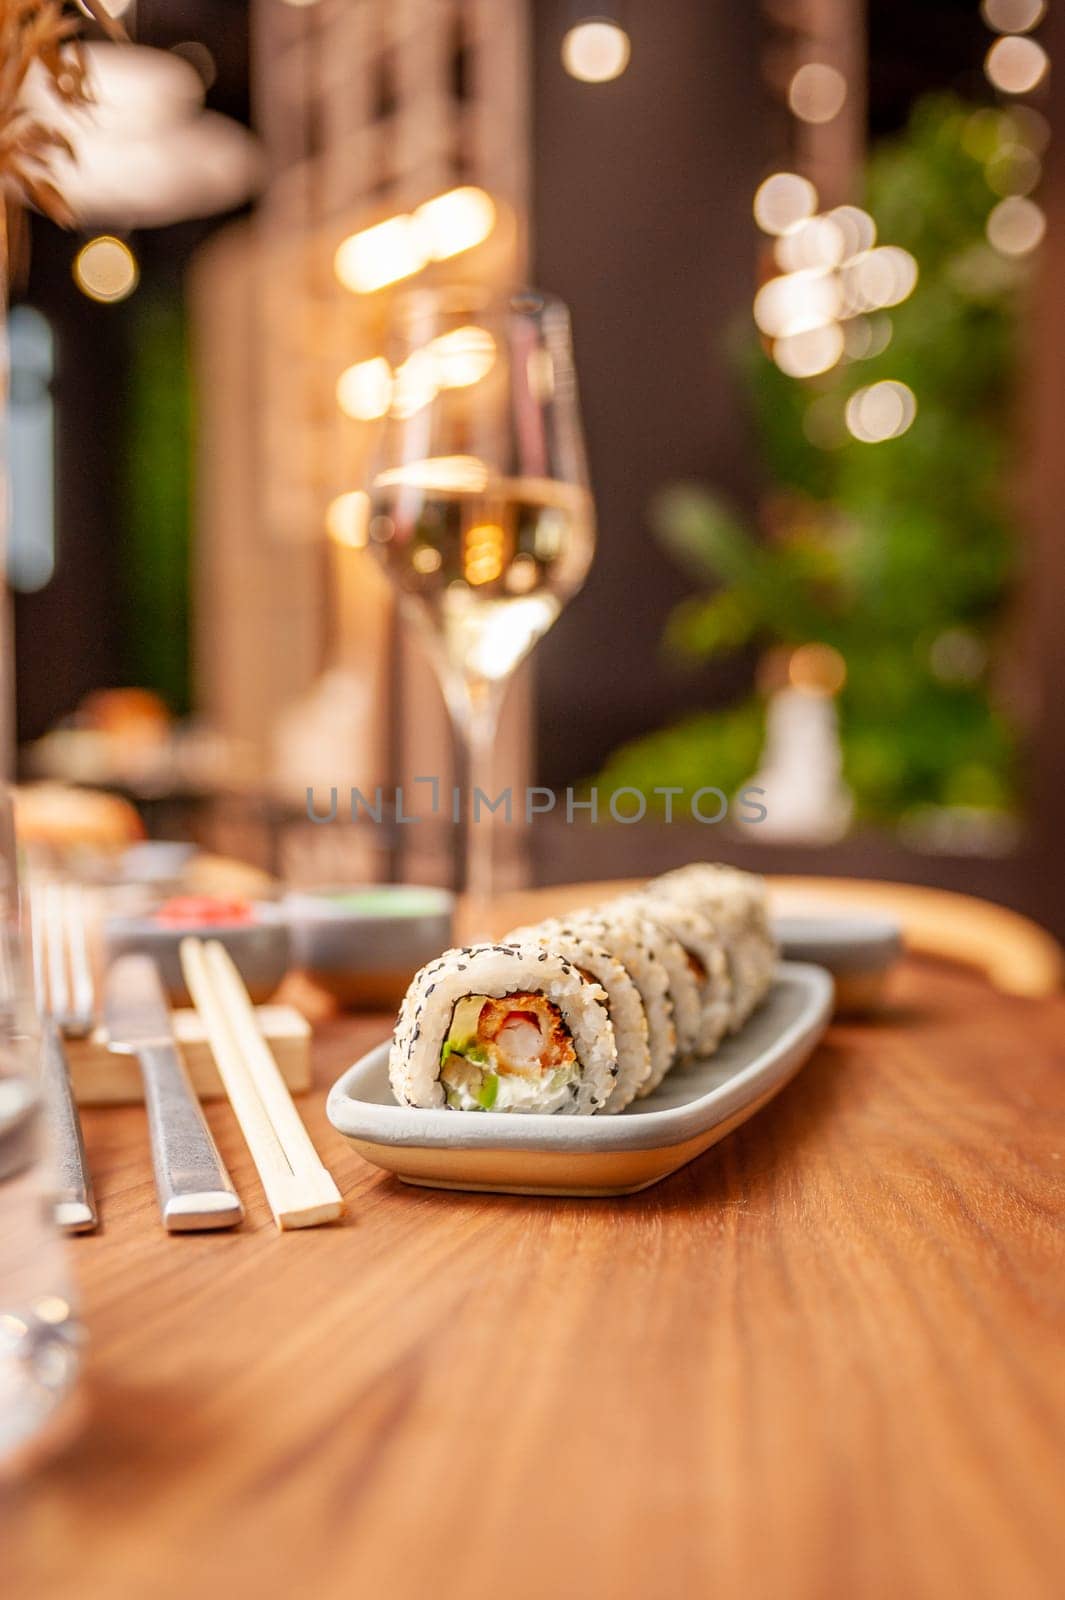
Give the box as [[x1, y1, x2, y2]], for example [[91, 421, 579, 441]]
[[4, 945, 1065, 1600]]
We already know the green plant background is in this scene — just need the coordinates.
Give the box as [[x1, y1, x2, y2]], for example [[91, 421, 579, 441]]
[[598, 96, 1031, 827]]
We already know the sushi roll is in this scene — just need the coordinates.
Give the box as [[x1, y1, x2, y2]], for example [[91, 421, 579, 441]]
[[504, 918, 653, 1112], [587, 899, 703, 1063], [389, 943, 618, 1114], [648, 864, 777, 1029], [551, 909, 677, 1097], [580, 900, 700, 1081], [613, 893, 731, 1061]]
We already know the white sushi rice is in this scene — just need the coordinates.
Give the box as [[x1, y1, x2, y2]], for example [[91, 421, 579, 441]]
[[553, 909, 677, 1097], [389, 943, 618, 1115], [649, 864, 777, 1029], [593, 899, 702, 1062], [505, 918, 652, 1112], [624, 892, 732, 1059]]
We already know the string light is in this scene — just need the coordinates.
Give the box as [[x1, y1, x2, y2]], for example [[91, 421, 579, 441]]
[[842, 315, 892, 360], [753, 172, 817, 235], [772, 324, 845, 379], [787, 63, 847, 125], [986, 194, 1046, 254], [985, 141, 1042, 195], [464, 523, 506, 585], [334, 215, 426, 295], [414, 187, 495, 262], [325, 491, 370, 548], [840, 246, 919, 314], [390, 349, 438, 419], [774, 215, 847, 273], [335, 187, 496, 295], [825, 205, 876, 257], [429, 325, 496, 388], [73, 235, 138, 302], [985, 35, 1049, 93], [845, 381, 916, 443], [561, 20, 631, 83], [981, 0, 1045, 32], [754, 270, 842, 340], [336, 357, 392, 420]]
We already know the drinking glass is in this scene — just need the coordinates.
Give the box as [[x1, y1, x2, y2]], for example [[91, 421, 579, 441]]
[[365, 287, 596, 935], [0, 788, 82, 1478]]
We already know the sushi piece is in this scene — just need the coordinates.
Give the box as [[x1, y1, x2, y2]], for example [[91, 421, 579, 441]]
[[621, 892, 732, 1060], [551, 909, 678, 1097], [504, 918, 652, 1112], [586, 900, 703, 1064], [648, 864, 777, 1029], [580, 899, 700, 1080], [389, 944, 618, 1114]]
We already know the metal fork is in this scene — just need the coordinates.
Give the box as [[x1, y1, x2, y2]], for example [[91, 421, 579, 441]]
[[30, 882, 99, 1234]]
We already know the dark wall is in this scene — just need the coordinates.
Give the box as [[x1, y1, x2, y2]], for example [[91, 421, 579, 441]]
[[11, 0, 251, 746], [530, 0, 768, 786]]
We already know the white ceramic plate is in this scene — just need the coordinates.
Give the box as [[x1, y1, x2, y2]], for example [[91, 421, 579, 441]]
[[327, 961, 834, 1196]]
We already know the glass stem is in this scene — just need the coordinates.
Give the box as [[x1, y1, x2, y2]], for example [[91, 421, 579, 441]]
[[452, 672, 507, 943]]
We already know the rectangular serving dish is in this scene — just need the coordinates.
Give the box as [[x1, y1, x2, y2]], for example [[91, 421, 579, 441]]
[[327, 961, 833, 1196]]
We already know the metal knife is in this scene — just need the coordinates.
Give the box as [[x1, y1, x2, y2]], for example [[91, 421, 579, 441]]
[[104, 954, 243, 1232]]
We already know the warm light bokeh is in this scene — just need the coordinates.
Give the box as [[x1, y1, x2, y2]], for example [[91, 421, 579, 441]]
[[73, 235, 138, 303], [561, 20, 631, 83]]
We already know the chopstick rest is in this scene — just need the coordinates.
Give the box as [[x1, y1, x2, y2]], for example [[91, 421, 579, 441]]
[[180, 937, 343, 1230]]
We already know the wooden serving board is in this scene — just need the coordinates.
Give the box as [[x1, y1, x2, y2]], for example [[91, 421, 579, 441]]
[[64, 1004, 312, 1105]]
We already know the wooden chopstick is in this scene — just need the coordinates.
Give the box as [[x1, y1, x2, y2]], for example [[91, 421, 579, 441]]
[[179, 937, 343, 1230]]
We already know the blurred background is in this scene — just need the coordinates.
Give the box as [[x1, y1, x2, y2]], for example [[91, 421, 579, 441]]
[[7, 0, 1065, 935]]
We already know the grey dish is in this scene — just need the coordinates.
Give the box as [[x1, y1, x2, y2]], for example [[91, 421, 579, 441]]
[[103, 903, 291, 1006], [284, 885, 455, 1006], [326, 962, 834, 1195], [772, 912, 902, 976]]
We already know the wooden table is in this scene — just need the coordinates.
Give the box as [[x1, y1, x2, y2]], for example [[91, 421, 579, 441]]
[[5, 926, 1065, 1599]]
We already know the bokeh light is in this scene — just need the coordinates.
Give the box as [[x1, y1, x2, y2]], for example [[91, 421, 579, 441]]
[[336, 356, 392, 420], [754, 269, 842, 339], [464, 523, 506, 586], [753, 172, 818, 236], [787, 63, 847, 125], [843, 314, 893, 360], [929, 628, 988, 684], [414, 186, 495, 262], [391, 349, 438, 419], [845, 380, 917, 443], [986, 194, 1046, 254], [73, 235, 138, 303], [334, 215, 426, 294], [841, 246, 918, 313], [412, 546, 443, 575], [325, 491, 370, 548], [774, 215, 847, 272], [561, 20, 631, 83], [1011, 105, 1051, 152], [985, 35, 1049, 93], [772, 323, 844, 378], [789, 643, 848, 696], [335, 188, 495, 294], [430, 325, 496, 388], [985, 142, 1042, 195], [824, 204, 877, 259], [980, 0, 1045, 32]]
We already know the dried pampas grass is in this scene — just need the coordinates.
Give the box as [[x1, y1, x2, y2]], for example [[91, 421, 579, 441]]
[[0, 0, 125, 228]]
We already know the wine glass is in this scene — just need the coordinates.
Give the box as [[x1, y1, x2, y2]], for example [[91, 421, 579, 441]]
[[0, 788, 83, 1476], [365, 286, 595, 936]]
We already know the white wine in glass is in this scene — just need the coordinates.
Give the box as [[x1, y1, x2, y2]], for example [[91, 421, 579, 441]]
[[366, 289, 596, 934]]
